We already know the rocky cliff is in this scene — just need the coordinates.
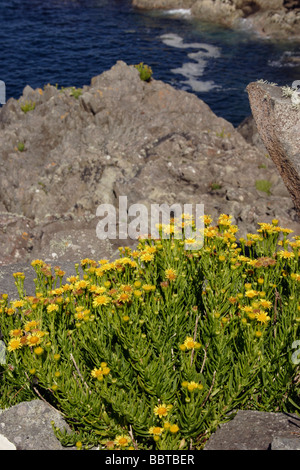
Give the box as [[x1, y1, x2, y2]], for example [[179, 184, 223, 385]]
[[132, 0, 300, 40], [0, 61, 299, 267]]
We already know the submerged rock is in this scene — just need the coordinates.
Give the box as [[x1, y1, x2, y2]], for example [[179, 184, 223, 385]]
[[0, 61, 299, 267]]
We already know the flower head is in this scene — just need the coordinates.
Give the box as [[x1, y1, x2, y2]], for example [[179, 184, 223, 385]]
[[180, 336, 201, 351], [7, 337, 22, 352], [114, 435, 131, 448], [165, 268, 177, 281], [153, 403, 173, 418]]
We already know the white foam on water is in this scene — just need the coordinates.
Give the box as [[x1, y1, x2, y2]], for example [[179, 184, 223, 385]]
[[268, 51, 300, 68], [164, 9, 192, 17], [160, 33, 221, 92]]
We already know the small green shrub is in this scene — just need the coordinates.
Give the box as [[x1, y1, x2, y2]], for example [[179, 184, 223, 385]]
[[59, 86, 82, 99], [134, 63, 153, 82], [17, 142, 25, 152], [210, 182, 222, 191], [255, 179, 272, 195], [0, 215, 299, 450], [20, 100, 36, 113]]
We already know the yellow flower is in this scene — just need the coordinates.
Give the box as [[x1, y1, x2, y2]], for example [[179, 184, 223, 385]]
[[74, 280, 90, 290], [259, 299, 272, 309], [255, 311, 270, 324], [165, 268, 177, 281], [142, 284, 155, 292], [47, 304, 59, 313], [66, 275, 79, 283], [169, 424, 179, 433], [11, 300, 25, 309], [114, 435, 131, 448], [245, 289, 258, 299], [26, 334, 42, 347], [117, 292, 131, 303], [201, 215, 213, 226], [140, 252, 154, 262], [7, 337, 22, 352], [31, 259, 45, 267], [9, 329, 23, 338], [182, 336, 201, 350], [92, 295, 110, 307], [218, 214, 232, 226], [277, 250, 295, 259], [91, 364, 110, 380], [154, 404, 173, 418], [13, 272, 25, 279], [34, 346, 44, 356], [149, 426, 164, 436], [24, 320, 39, 331]]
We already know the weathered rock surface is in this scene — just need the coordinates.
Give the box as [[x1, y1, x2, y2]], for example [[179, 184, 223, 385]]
[[1, 400, 300, 450], [204, 409, 300, 450], [0, 400, 75, 450], [132, 0, 300, 40], [0, 61, 299, 272], [247, 81, 300, 219]]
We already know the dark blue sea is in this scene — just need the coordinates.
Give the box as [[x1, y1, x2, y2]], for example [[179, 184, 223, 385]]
[[0, 0, 299, 126]]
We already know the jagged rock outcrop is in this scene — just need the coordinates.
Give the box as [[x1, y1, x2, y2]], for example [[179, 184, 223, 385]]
[[0, 61, 299, 267], [247, 81, 300, 219], [132, 0, 300, 40]]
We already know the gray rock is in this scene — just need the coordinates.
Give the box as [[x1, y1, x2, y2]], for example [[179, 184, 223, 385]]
[[204, 410, 300, 450], [247, 81, 300, 219], [271, 436, 300, 450], [0, 400, 75, 450], [132, 0, 300, 40]]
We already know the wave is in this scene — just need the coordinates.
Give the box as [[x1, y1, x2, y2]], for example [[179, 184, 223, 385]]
[[160, 33, 221, 92], [163, 9, 192, 18], [268, 51, 300, 68]]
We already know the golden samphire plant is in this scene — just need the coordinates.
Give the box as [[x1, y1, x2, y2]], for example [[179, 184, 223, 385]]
[[0, 214, 300, 450]]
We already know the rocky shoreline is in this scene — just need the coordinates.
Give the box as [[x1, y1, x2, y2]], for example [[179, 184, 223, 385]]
[[0, 60, 299, 272], [132, 0, 300, 41]]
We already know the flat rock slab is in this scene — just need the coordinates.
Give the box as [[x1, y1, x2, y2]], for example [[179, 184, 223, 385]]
[[0, 400, 75, 450], [204, 410, 300, 450]]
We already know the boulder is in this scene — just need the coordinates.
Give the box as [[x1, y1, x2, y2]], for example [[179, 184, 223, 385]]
[[204, 409, 300, 450], [247, 81, 300, 219], [0, 400, 75, 450]]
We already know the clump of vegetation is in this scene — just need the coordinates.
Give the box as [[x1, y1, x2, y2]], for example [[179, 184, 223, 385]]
[[16, 142, 25, 152], [20, 100, 36, 113], [0, 214, 300, 450], [255, 179, 272, 195], [209, 182, 222, 191], [60, 86, 83, 99], [134, 63, 153, 82]]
